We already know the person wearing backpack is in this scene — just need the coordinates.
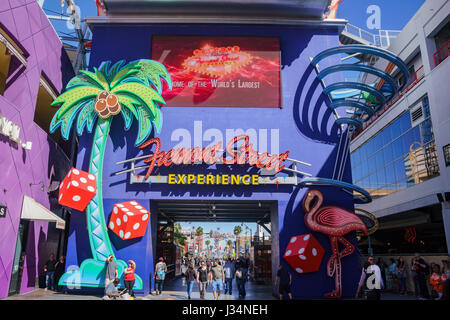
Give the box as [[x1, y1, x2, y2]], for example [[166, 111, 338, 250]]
[[355, 256, 384, 300], [154, 257, 167, 295]]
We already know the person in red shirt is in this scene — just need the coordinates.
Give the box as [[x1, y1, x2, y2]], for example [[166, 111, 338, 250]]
[[430, 264, 447, 300], [124, 260, 136, 299]]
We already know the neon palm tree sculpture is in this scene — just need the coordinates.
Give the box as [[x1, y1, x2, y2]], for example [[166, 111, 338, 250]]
[[50, 60, 172, 289]]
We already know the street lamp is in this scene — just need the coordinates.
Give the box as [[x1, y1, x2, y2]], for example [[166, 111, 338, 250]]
[[241, 222, 253, 256]]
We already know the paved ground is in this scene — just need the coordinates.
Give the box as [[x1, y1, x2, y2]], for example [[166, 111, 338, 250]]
[[2, 277, 423, 300], [4, 277, 274, 301]]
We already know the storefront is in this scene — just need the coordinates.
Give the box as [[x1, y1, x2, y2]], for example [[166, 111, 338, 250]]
[[0, 3, 74, 299], [57, 1, 378, 299]]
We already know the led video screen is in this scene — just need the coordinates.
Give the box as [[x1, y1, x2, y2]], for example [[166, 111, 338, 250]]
[[151, 35, 281, 108]]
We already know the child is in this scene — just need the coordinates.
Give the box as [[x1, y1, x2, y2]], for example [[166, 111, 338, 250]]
[[430, 264, 447, 300]]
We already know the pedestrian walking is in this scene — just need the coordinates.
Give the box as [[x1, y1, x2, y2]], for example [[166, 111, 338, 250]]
[[235, 258, 248, 299], [355, 256, 384, 300], [275, 264, 292, 300], [209, 259, 225, 300], [387, 258, 397, 292], [396, 257, 407, 295], [154, 257, 167, 295], [105, 254, 118, 293], [223, 258, 235, 295], [124, 260, 136, 299], [412, 253, 430, 299], [184, 262, 197, 299], [197, 260, 209, 299], [54, 256, 66, 292], [43, 253, 57, 291]]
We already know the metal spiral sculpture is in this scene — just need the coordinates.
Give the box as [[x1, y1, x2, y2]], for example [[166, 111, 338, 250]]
[[296, 45, 409, 298], [299, 45, 410, 204]]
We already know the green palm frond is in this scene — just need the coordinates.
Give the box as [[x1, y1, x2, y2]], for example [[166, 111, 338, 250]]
[[78, 70, 109, 91], [50, 100, 90, 139], [50, 59, 171, 145], [128, 60, 172, 94], [109, 63, 141, 89], [76, 100, 98, 135], [66, 74, 104, 90], [51, 85, 100, 119], [111, 82, 165, 117], [120, 106, 134, 131], [93, 67, 110, 91]]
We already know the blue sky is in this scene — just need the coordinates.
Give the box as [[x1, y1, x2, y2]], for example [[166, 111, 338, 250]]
[[337, 0, 425, 31], [43, 0, 427, 40], [41, 0, 425, 238]]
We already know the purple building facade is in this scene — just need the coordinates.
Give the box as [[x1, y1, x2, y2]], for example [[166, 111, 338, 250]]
[[0, 0, 74, 298]]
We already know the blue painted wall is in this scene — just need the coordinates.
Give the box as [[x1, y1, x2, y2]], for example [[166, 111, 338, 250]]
[[65, 23, 361, 298]]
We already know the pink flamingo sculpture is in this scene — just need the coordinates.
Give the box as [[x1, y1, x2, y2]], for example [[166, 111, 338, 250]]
[[303, 189, 368, 298]]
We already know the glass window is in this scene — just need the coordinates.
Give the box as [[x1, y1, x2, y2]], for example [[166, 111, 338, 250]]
[[394, 159, 406, 182], [382, 129, 392, 146], [444, 144, 450, 167], [373, 134, 382, 152], [420, 119, 434, 144], [368, 173, 375, 190], [412, 126, 421, 144], [356, 165, 363, 183], [390, 119, 402, 140], [422, 96, 430, 117], [360, 146, 367, 163], [352, 150, 361, 167], [383, 144, 394, 164], [351, 153, 357, 167], [367, 139, 375, 157], [377, 168, 387, 190], [392, 138, 403, 159], [361, 160, 369, 178], [368, 155, 377, 174], [399, 112, 412, 133], [375, 151, 385, 170], [397, 179, 407, 191], [402, 130, 415, 154], [385, 163, 396, 184]]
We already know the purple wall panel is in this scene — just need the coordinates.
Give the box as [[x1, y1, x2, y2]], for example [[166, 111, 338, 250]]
[[0, 1, 74, 298]]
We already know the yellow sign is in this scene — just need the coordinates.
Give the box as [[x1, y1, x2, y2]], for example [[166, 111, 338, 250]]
[[168, 174, 259, 185]]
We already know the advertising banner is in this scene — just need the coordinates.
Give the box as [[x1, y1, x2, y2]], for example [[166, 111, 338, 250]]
[[151, 35, 281, 108]]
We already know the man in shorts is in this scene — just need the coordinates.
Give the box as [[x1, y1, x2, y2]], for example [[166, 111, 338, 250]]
[[209, 259, 225, 300], [275, 264, 292, 300]]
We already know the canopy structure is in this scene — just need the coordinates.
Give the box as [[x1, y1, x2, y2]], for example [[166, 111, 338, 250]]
[[311, 45, 410, 131], [20, 196, 65, 230], [102, 0, 333, 19], [297, 45, 410, 205]]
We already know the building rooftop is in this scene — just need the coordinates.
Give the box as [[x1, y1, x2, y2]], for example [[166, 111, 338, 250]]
[[102, 0, 332, 19]]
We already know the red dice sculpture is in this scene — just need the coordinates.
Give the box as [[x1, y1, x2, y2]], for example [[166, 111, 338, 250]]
[[108, 201, 150, 240], [58, 168, 97, 211], [283, 234, 325, 274]]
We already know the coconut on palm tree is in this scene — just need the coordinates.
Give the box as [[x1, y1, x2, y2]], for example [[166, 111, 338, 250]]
[[50, 59, 171, 289]]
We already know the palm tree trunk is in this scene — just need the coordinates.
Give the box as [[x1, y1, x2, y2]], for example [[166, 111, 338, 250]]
[[86, 117, 114, 261]]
